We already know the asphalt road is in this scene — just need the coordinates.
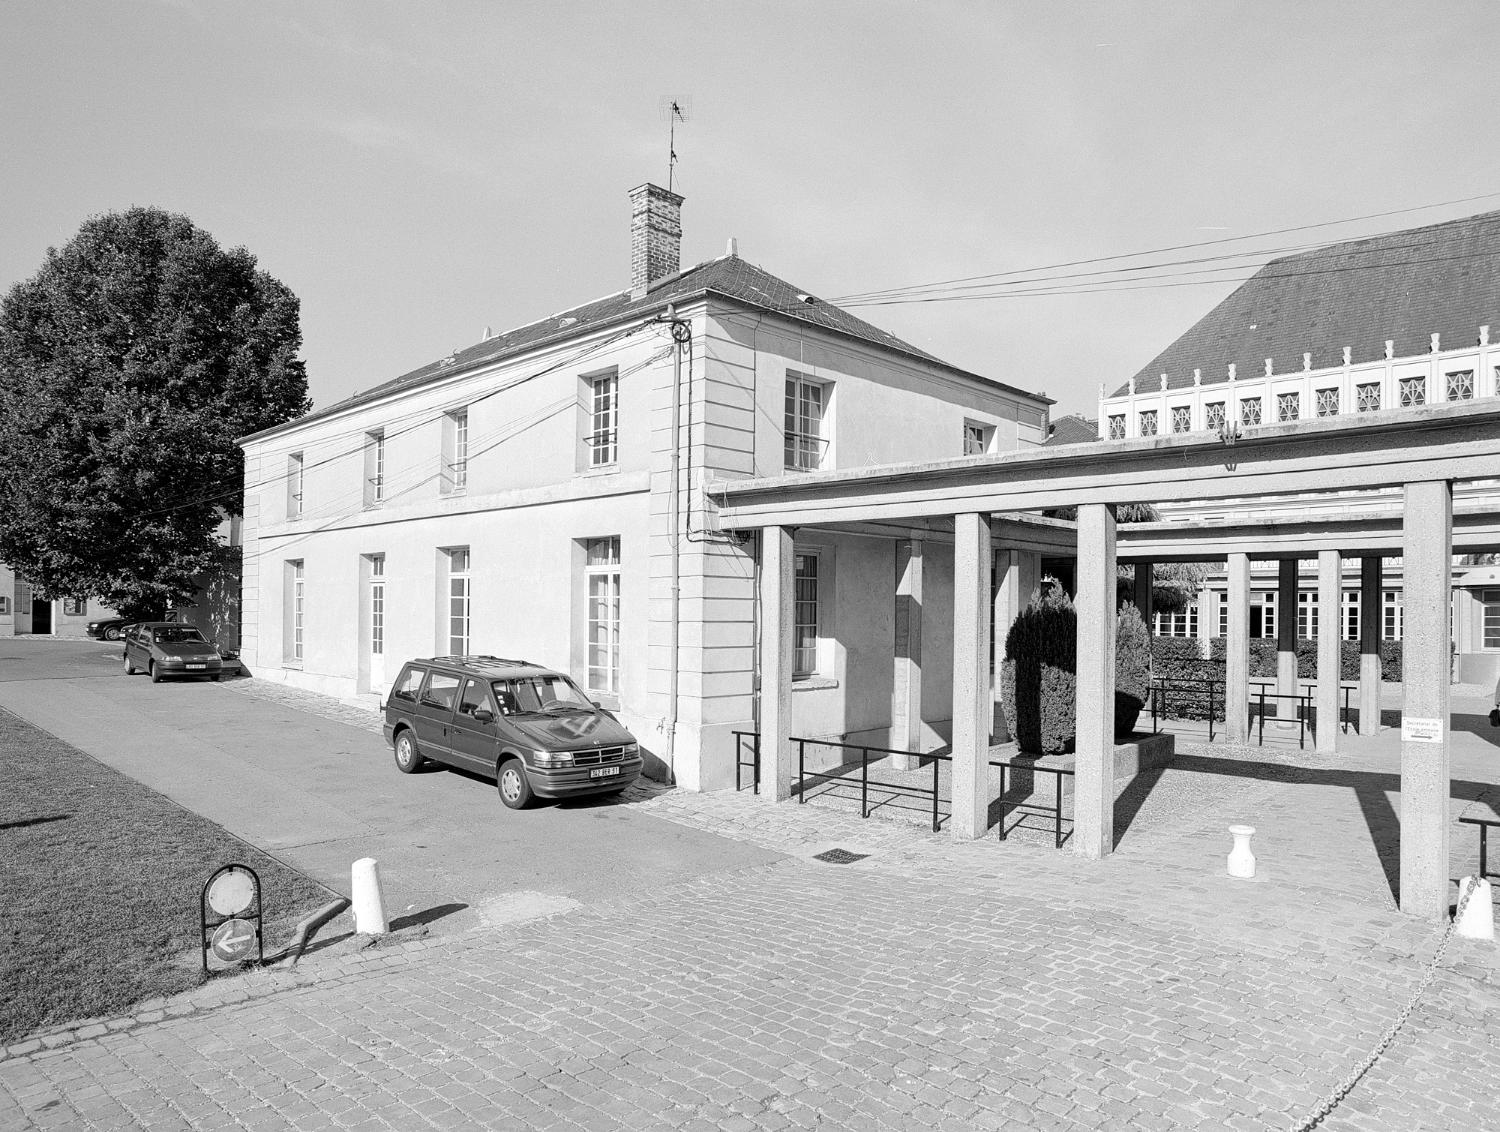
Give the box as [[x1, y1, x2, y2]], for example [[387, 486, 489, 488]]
[[0, 637, 781, 936]]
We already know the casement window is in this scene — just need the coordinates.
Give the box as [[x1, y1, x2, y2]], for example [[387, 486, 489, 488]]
[[1356, 382, 1381, 412], [584, 537, 621, 694], [1297, 592, 1319, 639], [0, 596, 8, 616], [1218, 596, 1228, 638], [369, 555, 385, 658], [1383, 590, 1403, 641], [1398, 376, 1426, 407], [62, 599, 86, 617], [285, 560, 305, 663], [1205, 403, 1225, 433], [1170, 406, 1191, 434], [1138, 410, 1158, 437], [1240, 398, 1262, 426], [446, 548, 471, 655], [1446, 370, 1475, 401], [1315, 388, 1339, 417], [1152, 606, 1198, 638], [443, 409, 469, 492], [1342, 591, 1360, 641], [587, 371, 618, 467], [1248, 592, 1277, 639], [1483, 590, 1500, 649], [963, 421, 994, 455], [1107, 414, 1126, 440], [794, 551, 820, 676], [288, 452, 304, 518], [1276, 392, 1300, 422], [365, 430, 386, 505], [785, 375, 828, 471]]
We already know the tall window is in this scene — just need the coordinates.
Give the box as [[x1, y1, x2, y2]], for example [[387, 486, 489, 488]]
[[445, 409, 469, 491], [588, 372, 618, 467], [1483, 590, 1500, 649], [785, 375, 827, 471], [1298, 592, 1318, 639], [1218, 595, 1228, 638], [794, 552, 820, 676], [447, 548, 470, 654], [369, 555, 385, 659], [365, 430, 386, 504], [289, 560, 305, 662], [1249, 592, 1277, 639], [1342, 591, 1359, 641], [288, 452, 304, 518], [585, 537, 621, 694], [1383, 590, 1403, 641]]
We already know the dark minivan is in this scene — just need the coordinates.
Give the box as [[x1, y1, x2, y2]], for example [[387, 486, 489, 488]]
[[382, 655, 643, 809]]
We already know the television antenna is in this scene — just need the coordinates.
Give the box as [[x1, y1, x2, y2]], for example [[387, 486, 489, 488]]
[[659, 96, 690, 192]]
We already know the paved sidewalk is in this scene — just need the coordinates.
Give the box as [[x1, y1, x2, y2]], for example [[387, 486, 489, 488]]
[[3, 761, 1498, 1131]]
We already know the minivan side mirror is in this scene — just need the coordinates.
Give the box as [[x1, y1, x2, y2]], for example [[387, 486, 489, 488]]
[[472, 707, 495, 724]]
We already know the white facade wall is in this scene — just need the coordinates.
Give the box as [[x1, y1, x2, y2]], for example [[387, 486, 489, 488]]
[[241, 294, 1049, 790]]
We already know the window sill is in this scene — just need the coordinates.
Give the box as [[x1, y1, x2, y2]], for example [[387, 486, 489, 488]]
[[590, 692, 622, 711], [580, 464, 619, 478], [283, 659, 304, 670], [792, 676, 838, 692]]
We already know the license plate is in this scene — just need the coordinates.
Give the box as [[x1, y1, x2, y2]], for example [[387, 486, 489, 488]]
[[187, 664, 206, 670], [589, 766, 621, 778]]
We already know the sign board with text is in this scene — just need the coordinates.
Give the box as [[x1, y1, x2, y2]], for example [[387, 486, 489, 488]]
[[1401, 717, 1445, 744]]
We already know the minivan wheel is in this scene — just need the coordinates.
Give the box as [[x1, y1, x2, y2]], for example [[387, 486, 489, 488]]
[[497, 759, 533, 810], [123, 652, 136, 675], [148, 660, 162, 684], [394, 730, 425, 774]]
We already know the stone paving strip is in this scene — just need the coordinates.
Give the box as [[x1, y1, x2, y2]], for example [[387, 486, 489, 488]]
[[2, 772, 1498, 1131]]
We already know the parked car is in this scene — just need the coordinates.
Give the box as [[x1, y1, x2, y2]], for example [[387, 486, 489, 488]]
[[86, 617, 130, 641], [383, 655, 643, 809], [121, 622, 228, 682]]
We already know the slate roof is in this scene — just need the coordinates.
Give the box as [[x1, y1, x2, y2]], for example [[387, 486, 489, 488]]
[[250, 255, 1047, 441], [1044, 413, 1099, 446], [1114, 209, 1500, 397]]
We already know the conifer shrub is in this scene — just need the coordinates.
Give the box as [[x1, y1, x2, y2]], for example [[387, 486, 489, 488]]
[[1114, 603, 1151, 736]]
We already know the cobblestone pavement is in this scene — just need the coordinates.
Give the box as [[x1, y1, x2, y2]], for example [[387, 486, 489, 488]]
[[4, 739, 1499, 1132]]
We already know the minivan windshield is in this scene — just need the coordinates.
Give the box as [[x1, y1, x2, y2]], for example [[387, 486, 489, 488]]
[[491, 675, 594, 716], [153, 627, 208, 643]]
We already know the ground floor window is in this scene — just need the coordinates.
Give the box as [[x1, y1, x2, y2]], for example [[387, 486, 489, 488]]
[[287, 560, 305, 662], [369, 554, 385, 657], [1297, 592, 1318, 640], [1383, 590, 1403, 641], [1342, 591, 1359, 641], [794, 551, 820, 676], [447, 547, 470, 654], [62, 598, 86, 617], [1249, 593, 1276, 640], [585, 537, 621, 694], [1153, 606, 1198, 637], [1482, 589, 1500, 650]]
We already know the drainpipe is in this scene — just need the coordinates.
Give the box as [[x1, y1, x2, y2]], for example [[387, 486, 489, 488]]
[[659, 305, 692, 783]]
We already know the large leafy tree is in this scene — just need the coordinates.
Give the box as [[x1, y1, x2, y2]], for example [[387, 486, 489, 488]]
[[0, 208, 310, 618]]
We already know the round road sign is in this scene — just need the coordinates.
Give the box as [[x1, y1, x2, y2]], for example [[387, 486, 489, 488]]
[[206, 867, 257, 916], [210, 918, 258, 962]]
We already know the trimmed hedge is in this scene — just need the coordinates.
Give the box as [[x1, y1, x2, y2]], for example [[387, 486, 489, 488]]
[[1206, 638, 1403, 682]]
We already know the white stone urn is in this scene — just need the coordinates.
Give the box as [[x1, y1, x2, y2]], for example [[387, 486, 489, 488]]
[[1227, 824, 1256, 878]]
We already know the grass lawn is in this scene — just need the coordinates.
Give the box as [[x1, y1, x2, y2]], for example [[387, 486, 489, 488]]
[[0, 707, 333, 1045]]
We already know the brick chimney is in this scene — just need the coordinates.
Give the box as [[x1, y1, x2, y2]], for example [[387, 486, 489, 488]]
[[629, 183, 683, 297]]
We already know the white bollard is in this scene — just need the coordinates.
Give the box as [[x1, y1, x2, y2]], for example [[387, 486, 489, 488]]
[[351, 857, 389, 934], [1227, 824, 1256, 878], [1455, 876, 1495, 941]]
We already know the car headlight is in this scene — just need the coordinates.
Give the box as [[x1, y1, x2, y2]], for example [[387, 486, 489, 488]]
[[623, 743, 640, 756], [162, 654, 184, 662], [530, 750, 573, 767]]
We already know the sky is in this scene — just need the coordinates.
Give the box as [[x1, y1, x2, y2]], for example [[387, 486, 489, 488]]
[[4, 1, 1500, 420]]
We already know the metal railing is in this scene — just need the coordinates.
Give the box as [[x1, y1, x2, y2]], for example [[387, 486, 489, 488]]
[[795, 738, 945, 832], [1250, 686, 1311, 748], [1149, 676, 1224, 741], [732, 730, 760, 794], [992, 759, 1075, 848]]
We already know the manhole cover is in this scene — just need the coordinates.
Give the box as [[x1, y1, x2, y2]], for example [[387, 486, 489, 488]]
[[812, 848, 869, 864]]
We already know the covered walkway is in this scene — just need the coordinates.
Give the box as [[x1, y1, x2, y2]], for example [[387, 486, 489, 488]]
[[716, 399, 1500, 921]]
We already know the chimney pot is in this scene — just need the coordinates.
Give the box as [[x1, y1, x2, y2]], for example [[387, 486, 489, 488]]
[[629, 183, 684, 297]]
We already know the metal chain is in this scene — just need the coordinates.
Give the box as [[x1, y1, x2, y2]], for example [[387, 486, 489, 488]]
[[1290, 875, 1484, 1132]]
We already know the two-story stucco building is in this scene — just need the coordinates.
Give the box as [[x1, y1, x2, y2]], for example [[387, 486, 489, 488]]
[[238, 184, 1053, 790]]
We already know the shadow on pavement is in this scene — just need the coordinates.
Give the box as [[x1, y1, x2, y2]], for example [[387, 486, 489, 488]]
[[0, 813, 72, 831], [389, 902, 469, 931]]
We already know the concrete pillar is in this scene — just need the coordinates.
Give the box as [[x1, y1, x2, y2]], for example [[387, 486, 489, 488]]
[[951, 513, 992, 840], [759, 526, 795, 802], [1226, 553, 1251, 744], [993, 549, 1016, 742], [1359, 556, 1383, 735], [1400, 480, 1453, 922], [1316, 550, 1341, 753], [1075, 504, 1117, 859], [1132, 560, 1154, 629], [890, 539, 924, 770], [1277, 559, 1299, 727]]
